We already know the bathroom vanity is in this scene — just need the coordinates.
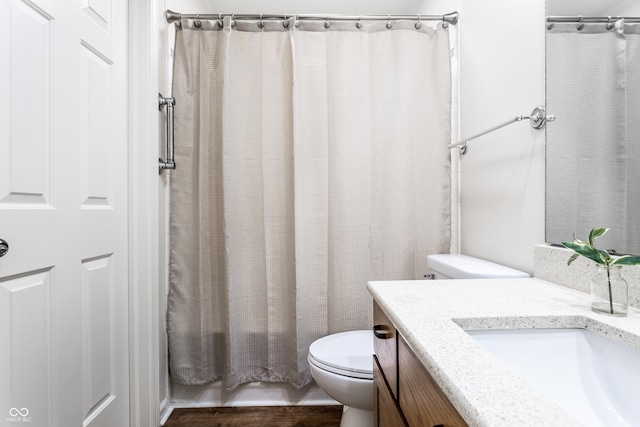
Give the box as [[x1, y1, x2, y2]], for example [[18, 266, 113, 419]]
[[373, 302, 466, 427], [368, 278, 640, 426]]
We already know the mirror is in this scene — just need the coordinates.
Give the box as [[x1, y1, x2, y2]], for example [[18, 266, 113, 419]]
[[545, 0, 640, 255]]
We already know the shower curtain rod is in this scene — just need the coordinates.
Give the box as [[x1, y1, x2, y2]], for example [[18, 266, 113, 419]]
[[547, 15, 640, 24], [165, 10, 458, 26]]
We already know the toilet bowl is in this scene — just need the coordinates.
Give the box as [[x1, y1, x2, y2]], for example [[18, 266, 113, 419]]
[[308, 254, 529, 427], [307, 330, 373, 427]]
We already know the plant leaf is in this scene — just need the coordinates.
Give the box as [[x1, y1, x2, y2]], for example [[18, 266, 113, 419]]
[[612, 255, 640, 266], [588, 227, 609, 246], [567, 253, 580, 265], [562, 241, 605, 265]]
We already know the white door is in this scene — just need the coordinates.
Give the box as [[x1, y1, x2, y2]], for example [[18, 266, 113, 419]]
[[0, 0, 129, 426]]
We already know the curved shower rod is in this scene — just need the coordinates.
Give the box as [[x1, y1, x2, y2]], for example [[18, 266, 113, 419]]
[[165, 10, 459, 26], [547, 15, 640, 23], [546, 15, 640, 30], [450, 106, 554, 155]]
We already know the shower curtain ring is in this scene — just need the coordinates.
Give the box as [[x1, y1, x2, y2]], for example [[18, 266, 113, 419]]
[[606, 16, 615, 30], [194, 13, 201, 29], [258, 13, 264, 29], [217, 13, 224, 28], [231, 13, 236, 28], [386, 14, 392, 29], [324, 16, 330, 29], [295, 14, 300, 28], [577, 15, 584, 31], [442, 15, 449, 29], [356, 15, 362, 29], [283, 14, 289, 28], [415, 15, 422, 30], [546, 16, 554, 30]]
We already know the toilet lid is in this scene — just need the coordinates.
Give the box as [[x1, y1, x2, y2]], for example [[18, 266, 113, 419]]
[[308, 330, 373, 379]]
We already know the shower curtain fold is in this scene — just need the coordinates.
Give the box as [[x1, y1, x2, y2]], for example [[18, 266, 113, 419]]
[[168, 20, 452, 390]]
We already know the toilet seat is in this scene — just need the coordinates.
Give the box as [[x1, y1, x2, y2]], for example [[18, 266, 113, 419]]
[[308, 330, 373, 380]]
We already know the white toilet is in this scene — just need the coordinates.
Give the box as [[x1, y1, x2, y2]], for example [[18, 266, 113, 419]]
[[427, 253, 530, 280], [308, 330, 374, 427], [307, 254, 529, 427]]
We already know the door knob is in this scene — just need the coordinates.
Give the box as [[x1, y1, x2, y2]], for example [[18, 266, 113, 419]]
[[0, 239, 8, 258]]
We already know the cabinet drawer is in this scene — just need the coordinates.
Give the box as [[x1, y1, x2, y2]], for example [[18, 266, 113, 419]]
[[374, 355, 408, 427], [373, 302, 398, 398], [398, 337, 467, 427]]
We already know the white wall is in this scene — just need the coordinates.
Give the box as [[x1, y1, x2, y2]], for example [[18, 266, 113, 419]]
[[458, 0, 546, 274]]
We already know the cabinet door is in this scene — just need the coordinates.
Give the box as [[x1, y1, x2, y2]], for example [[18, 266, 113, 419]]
[[398, 337, 467, 427], [374, 302, 398, 398], [374, 356, 407, 427]]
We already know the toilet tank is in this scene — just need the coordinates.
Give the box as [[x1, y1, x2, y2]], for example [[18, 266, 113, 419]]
[[427, 254, 529, 280]]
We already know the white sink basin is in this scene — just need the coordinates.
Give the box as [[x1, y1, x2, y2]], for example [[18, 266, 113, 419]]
[[467, 328, 640, 426]]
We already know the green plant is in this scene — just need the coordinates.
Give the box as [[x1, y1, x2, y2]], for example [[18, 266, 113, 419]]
[[562, 227, 640, 268], [563, 227, 640, 314]]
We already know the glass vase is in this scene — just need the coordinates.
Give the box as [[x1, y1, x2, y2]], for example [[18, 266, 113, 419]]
[[591, 265, 628, 316]]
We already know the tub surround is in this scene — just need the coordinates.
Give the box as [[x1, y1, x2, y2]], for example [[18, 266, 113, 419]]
[[367, 278, 640, 426]]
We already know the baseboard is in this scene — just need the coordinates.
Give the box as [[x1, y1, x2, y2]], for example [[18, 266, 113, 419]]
[[171, 381, 339, 408], [159, 397, 173, 426], [159, 404, 174, 426]]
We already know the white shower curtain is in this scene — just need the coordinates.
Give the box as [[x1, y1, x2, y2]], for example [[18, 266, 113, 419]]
[[168, 16, 452, 389], [546, 20, 640, 254]]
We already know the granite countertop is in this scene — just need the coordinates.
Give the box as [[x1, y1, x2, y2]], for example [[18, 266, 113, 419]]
[[367, 278, 640, 427]]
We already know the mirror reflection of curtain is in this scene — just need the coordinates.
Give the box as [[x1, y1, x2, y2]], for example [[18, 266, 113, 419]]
[[625, 24, 640, 253], [546, 20, 640, 254], [167, 17, 452, 390]]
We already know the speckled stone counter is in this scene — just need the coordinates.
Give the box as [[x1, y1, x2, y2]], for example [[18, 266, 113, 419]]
[[367, 278, 640, 427]]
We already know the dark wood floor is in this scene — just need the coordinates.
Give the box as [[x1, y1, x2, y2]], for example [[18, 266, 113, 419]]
[[164, 406, 343, 427]]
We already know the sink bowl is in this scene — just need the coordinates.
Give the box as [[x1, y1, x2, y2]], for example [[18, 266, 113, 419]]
[[467, 328, 640, 426]]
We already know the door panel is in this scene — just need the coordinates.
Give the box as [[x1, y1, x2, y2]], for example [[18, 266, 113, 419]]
[[80, 42, 113, 208], [0, 0, 129, 426], [0, 270, 54, 426], [1, 0, 53, 207], [81, 255, 117, 426]]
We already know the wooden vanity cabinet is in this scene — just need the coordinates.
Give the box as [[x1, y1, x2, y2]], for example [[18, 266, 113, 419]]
[[373, 302, 398, 398], [373, 302, 467, 427], [374, 355, 407, 427]]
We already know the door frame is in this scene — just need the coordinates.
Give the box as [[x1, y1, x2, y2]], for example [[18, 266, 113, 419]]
[[128, 1, 169, 426]]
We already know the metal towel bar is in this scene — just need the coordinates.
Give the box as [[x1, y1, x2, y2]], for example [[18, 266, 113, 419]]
[[159, 93, 176, 172], [450, 106, 554, 155]]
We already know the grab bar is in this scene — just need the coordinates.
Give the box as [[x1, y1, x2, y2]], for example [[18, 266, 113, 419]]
[[159, 93, 176, 172], [450, 106, 554, 155]]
